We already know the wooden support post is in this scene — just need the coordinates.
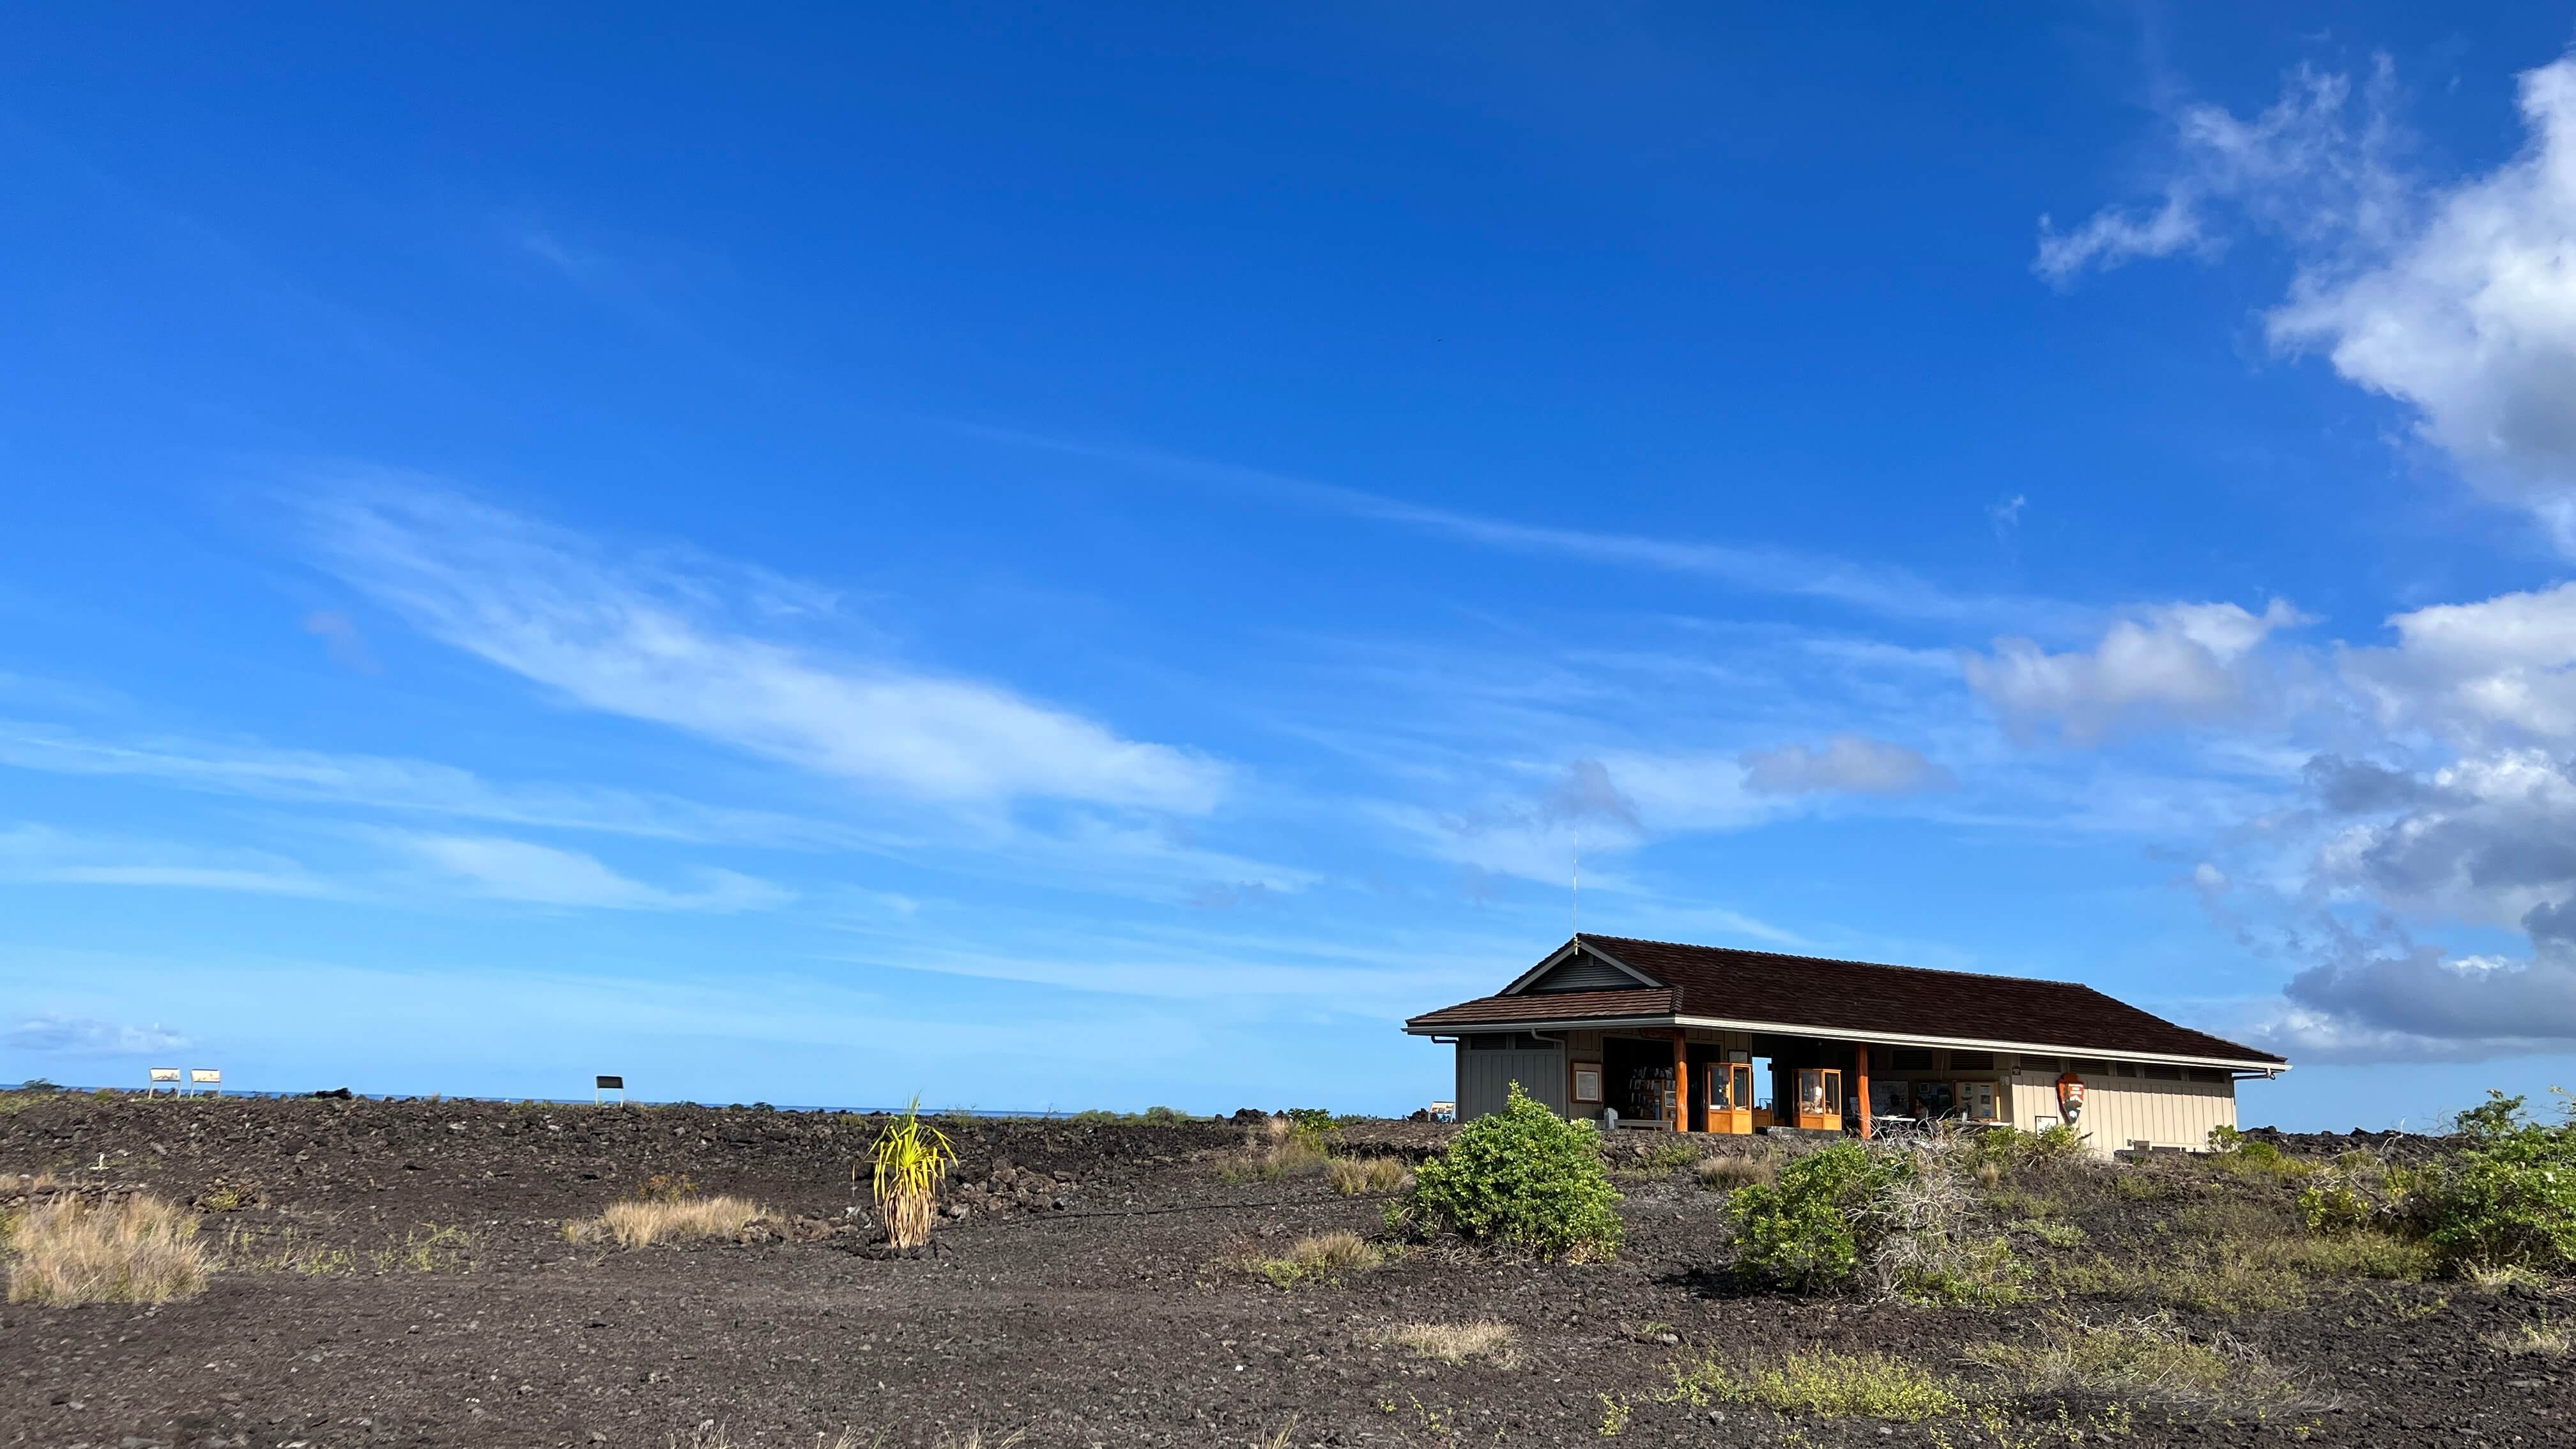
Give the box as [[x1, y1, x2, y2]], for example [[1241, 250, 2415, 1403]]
[[1671, 1032, 1690, 1133], [1855, 1045, 1871, 1140]]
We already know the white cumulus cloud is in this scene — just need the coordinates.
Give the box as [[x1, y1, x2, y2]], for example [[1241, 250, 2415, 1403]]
[[1963, 599, 2306, 742]]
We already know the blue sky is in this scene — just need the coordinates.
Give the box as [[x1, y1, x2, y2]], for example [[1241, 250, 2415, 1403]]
[[7, 6, 2576, 1128]]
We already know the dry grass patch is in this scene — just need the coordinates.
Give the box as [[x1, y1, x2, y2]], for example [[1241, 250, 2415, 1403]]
[[4, 1193, 210, 1306], [1383, 1319, 1517, 1366], [2487, 1316, 2571, 1356], [1960, 1312, 2304, 1414], [1659, 1349, 1966, 1422], [1697, 1154, 1777, 1192], [2465, 1261, 2550, 1291], [1251, 1229, 1381, 1288], [569, 1195, 770, 1248], [220, 1222, 356, 1275], [1326, 1155, 1411, 1195], [1224, 1117, 1331, 1183]]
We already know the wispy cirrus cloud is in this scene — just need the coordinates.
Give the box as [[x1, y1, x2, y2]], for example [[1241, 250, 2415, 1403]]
[[0, 823, 335, 896], [0, 719, 871, 848], [1740, 735, 1955, 796], [4, 1013, 190, 1055], [385, 831, 792, 913], [297, 482, 1228, 813], [967, 427, 2092, 634]]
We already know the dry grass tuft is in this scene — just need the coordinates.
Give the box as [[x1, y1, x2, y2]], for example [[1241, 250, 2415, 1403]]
[[1696, 1154, 1777, 1192], [1325, 1155, 1412, 1195], [570, 1195, 770, 1248], [4, 1193, 210, 1306], [2465, 1261, 2549, 1292], [2487, 1317, 2571, 1356], [1223, 1116, 1331, 1183], [1252, 1229, 1382, 1287], [1383, 1319, 1517, 1366], [1960, 1312, 2304, 1414]]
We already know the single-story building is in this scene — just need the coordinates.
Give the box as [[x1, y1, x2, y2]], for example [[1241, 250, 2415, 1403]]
[[1404, 934, 2287, 1156]]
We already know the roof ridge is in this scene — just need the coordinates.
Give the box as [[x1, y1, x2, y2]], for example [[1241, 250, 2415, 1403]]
[[1576, 931, 2113, 995]]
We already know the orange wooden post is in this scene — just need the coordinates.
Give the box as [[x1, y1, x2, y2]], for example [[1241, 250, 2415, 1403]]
[[1855, 1045, 1871, 1140], [1671, 1032, 1690, 1133]]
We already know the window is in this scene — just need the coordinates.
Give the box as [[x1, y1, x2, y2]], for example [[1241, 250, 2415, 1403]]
[[1572, 1064, 1602, 1103], [2189, 1068, 2227, 1084], [2072, 1059, 2110, 1075], [2142, 1064, 2182, 1081], [1890, 1048, 1935, 1071], [1468, 1032, 1554, 1051], [1950, 1051, 1994, 1071]]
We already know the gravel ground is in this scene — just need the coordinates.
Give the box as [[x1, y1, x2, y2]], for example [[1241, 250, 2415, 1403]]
[[1, 1094, 2566, 1448]]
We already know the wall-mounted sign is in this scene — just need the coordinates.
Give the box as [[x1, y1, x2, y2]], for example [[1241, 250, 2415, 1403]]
[[2055, 1071, 2086, 1125]]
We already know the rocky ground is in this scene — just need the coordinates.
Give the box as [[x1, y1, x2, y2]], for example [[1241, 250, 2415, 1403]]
[[1, 1093, 2566, 1448]]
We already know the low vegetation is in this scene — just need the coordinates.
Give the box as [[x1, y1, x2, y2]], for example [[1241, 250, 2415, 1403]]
[[870, 1097, 958, 1251], [1324, 1154, 1411, 1195], [2411, 1092, 2576, 1278], [1062, 1105, 1195, 1125], [1695, 1153, 1776, 1192], [1382, 1319, 1516, 1366], [1721, 1135, 2025, 1304], [1250, 1229, 1381, 1288], [1388, 1082, 1621, 1258], [571, 1195, 770, 1248], [1659, 1349, 1966, 1422], [4, 1192, 210, 1306], [1224, 1116, 1333, 1183], [1959, 1312, 2303, 1415]]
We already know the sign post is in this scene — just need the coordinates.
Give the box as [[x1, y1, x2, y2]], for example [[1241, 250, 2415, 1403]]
[[147, 1067, 181, 1096], [594, 1074, 625, 1105], [188, 1068, 222, 1098]]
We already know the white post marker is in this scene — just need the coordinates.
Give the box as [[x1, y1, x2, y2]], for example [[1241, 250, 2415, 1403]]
[[595, 1074, 625, 1105], [188, 1068, 221, 1097], [148, 1067, 181, 1096]]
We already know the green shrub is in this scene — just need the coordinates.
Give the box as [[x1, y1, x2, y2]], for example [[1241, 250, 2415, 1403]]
[[2412, 1092, 2576, 1278], [1389, 1082, 1621, 1258], [1721, 1142, 1905, 1292]]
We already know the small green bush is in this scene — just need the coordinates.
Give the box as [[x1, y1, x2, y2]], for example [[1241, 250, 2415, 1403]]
[[1389, 1082, 1622, 1258], [1721, 1142, 1906, 1292], [2413, 1092, 2576, 1278]]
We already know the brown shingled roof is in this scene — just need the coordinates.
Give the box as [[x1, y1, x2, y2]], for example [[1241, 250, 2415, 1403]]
[[1404, 933, 2286, 1068], [1406, 986, 1676, 1031]]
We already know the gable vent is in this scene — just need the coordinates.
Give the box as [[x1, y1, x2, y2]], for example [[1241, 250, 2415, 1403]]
[[1525, 954, 1637, 993]]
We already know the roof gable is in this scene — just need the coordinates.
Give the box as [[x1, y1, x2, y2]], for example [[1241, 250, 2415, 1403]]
[[1500, 939, 1661, 995]]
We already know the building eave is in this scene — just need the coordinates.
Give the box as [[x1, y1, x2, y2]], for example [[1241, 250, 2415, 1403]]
[[1401, 1009, 2287, 1075]]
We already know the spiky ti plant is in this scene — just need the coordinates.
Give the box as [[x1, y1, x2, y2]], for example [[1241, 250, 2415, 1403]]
[[869, 1097, 958, 1250]]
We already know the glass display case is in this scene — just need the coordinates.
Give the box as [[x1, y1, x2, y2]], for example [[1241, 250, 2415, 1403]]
[[1793, 1067, 1843, 1130], [1706, 1059, 1755, 1134]]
